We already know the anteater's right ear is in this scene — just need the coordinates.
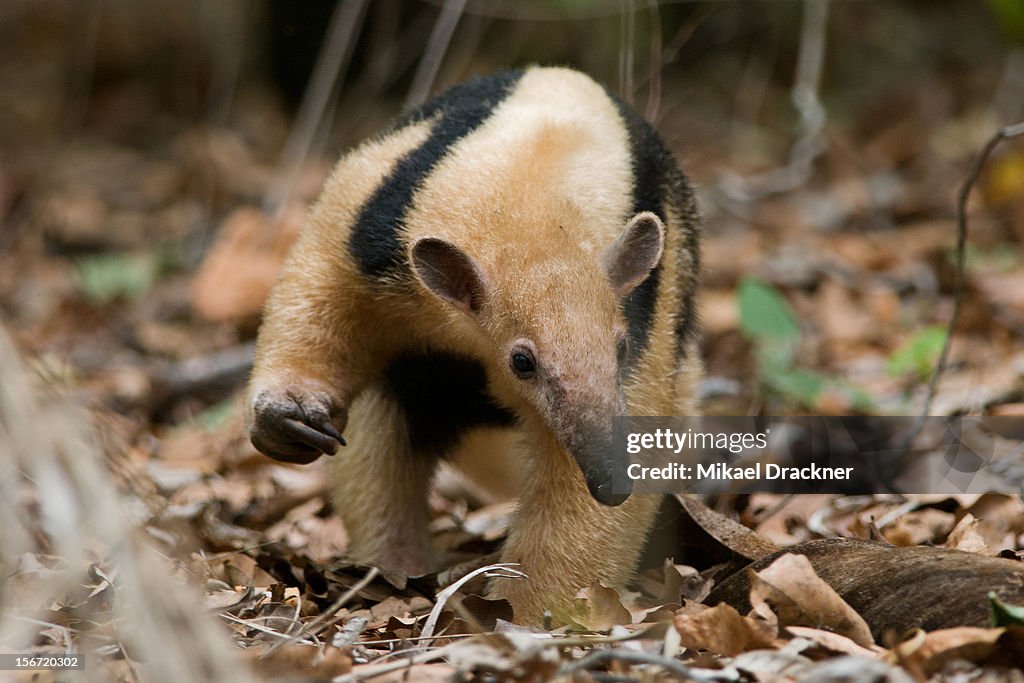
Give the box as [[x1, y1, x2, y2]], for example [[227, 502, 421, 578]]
[[603, 211, 665, 298], [410, 237, 489, 316]]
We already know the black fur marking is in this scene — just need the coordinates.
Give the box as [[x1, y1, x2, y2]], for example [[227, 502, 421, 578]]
[[382, 350, 516, 456], [349, 70, 524, 278], [610, 94, 700, 360], [611, 96, 669, 355]]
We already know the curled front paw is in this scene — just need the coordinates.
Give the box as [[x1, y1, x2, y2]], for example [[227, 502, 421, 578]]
[[250, 384, 348, 464]]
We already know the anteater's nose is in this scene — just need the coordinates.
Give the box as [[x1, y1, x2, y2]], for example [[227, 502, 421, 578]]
[[585, 471, 632, 507], [569, 428, 633, 507]]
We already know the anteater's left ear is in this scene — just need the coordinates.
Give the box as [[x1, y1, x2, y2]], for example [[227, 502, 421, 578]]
[[410, 237, 490, 316], [603, 211, 665, 297]]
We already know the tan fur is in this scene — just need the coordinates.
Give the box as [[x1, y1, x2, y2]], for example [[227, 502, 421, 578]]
[[249, 67, 701, 625], [251, 120, 434, 398], [446, 429, 525, 501]]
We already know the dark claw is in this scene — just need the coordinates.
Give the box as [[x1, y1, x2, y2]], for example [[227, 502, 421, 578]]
[[320, 421, 347, 447], [282, 417, 342, 455], [250, 433, 322, 464]]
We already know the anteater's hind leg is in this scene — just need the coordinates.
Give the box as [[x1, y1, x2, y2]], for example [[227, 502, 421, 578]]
[[328, 386, 438, 577]]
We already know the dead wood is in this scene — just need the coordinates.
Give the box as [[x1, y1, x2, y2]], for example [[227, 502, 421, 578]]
[[706, 537, 1024, 641]]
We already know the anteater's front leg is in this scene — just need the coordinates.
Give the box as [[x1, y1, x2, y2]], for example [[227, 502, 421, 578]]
[[487, 432, 661, 626], [328, 386, 438, 577], [248, 229, 365, 465]]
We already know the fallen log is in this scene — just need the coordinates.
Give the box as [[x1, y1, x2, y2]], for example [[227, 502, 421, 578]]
[[705, 537, 1024, 641]]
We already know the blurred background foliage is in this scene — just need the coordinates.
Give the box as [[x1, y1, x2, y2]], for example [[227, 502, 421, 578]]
[[2, 0, 1024, 417], [2, 1, 1017, 157]]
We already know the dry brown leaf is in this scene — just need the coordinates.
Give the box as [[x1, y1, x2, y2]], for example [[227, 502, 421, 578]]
[[244, 643, 351, 678], [442, 640, 515, 674], [369, 664, 459, 683], [637, 603, 682, 623], [205, 553, 277, 588], [890, 626, 1004, 675], [816, 278, 877, 344], [457, 595, 514, 630], [974, 271, 1024, 311], [568, 582, 632, 631], [673, 602, 778, 655], [928, 361, 1024, 417], [296, 516, 349, 562], [191, 205, 303, 321], [882, 508, 955, 546], [964, 493, 1024, 535], [205, 587, 249, 611], [265, 497, 350, 560], [369, 595, 433, 624], [749, 493, 833, 545], [675, 494, 780, 562], [945, 513, 991, 553], [699, 288, 739, 334], [989, 403, 1024, 416], [785, 625, 884, 658], [750, 552, 875, 648], [637, 560, 709, 605], [157, 426, 230, 474]]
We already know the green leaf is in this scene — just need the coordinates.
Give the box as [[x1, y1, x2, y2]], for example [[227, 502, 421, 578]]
[[738, 278, 800, 343], [196, 398, 238, 432], [989, 591, 1024, 627], [765, 368, 826, 406], [987, 0, 1024, 43], [76, 251, 158, 304], [886, 326, 947, 379], [840, 383, 877, 413]]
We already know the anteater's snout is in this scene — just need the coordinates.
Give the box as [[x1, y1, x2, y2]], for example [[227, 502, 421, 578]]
[[585, 470, 632, 506], [569, 429, 633, 507]]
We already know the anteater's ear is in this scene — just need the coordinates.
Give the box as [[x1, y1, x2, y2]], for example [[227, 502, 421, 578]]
[[603, 211, 665, 297], [411, 237, 489, 316]]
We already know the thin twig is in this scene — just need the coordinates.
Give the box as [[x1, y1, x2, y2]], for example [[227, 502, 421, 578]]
[[336, 643, 453, 682], [900, 121, 1024, 447], [333, 616, 369, 648], [263, 0, 369, 218], [405, 0, 468, 110], [419, 563, 526, 645], [338, 628, 674, 683], [618, 0, 636, 104], [419, 0, 633, 21], [218, 612, 316, 644], [363, 625, 668, 649], [357, 632, 479, 648], [150, 341, 255, 403], [557, 648, 722, 681], [719, 0, 830, 201], [262, 566, 380, 657], [644, 0, 662, 123]]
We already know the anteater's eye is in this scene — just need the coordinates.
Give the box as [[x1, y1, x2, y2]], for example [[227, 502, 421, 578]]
[[510, 349, 537, 379]]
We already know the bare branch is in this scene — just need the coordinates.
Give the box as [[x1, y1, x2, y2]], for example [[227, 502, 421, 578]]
[[719, 0, 830, 202], [262, 566, 381, 657], [264, 0, 370, 218], [920, 121, 1024, 418], [618, 0, 636, 104], [419, 563, 526, 645], [557, 648, 723, 681], [406, 0, 468, 110], [150, 341, 255, 407], [645, 0, 663, 122]]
